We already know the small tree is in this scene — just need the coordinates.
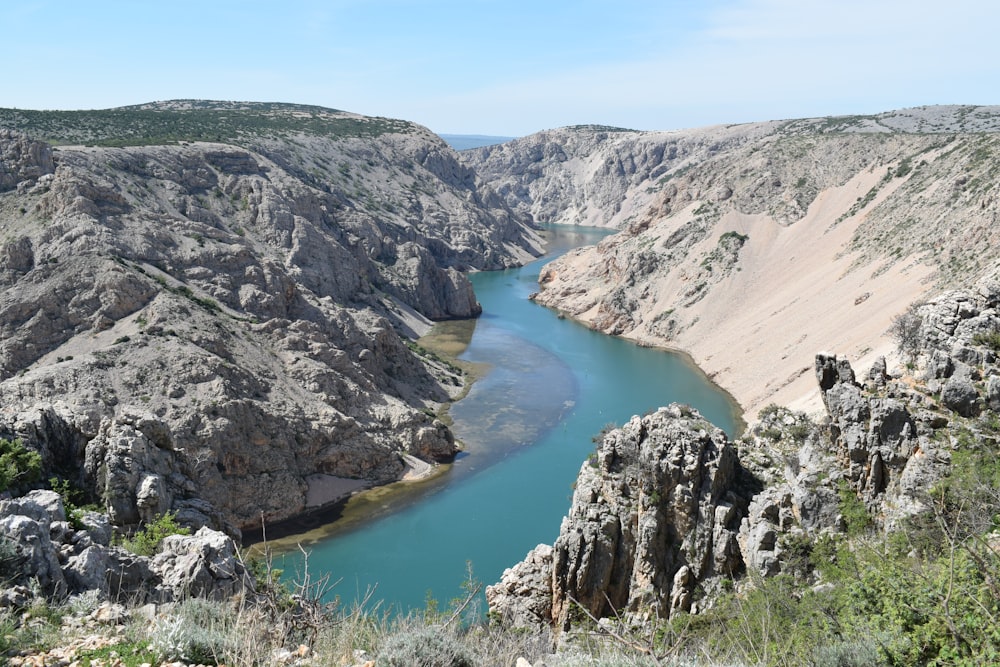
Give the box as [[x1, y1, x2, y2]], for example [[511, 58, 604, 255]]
[[0, 438, 42, 494], [890, 304, 922, 361], [119, 511, 191, 556]]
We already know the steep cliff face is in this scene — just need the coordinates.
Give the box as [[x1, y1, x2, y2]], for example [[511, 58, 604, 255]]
[[463, 122, 780, 229], [465, 106, 1000, 418], [0, 104, 542, 533], [487, 405, 749, 629]]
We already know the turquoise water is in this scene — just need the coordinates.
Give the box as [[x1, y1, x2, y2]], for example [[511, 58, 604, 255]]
[[277, 226, 739, 613]]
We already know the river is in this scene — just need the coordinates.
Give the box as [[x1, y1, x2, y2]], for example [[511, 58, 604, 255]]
[[272, 225, 741, 613]]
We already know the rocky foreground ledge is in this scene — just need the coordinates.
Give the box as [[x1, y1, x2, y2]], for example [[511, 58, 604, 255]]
[[0, 490, 250, 607]]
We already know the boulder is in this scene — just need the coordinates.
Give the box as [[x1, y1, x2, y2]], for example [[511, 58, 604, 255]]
[[63, 545, 114, 592], [0, 514, 66, 596], [987, 376, 1000, 410], [150, 527, 254, 602], [941, 373, 980, 417]]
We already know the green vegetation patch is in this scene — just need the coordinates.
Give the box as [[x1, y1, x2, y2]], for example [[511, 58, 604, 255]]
[[117, 511, 191, 556], [76, 641, 159, 667], [972, 329, 1000, 351], [0, 437, 42, 494], [0, 101, 416, 147], [565, 124, 637, 133]]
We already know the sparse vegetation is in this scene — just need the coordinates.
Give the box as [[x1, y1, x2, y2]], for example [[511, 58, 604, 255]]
[[973, 329, 1000, 351], [0, 437, 42, 494], [377, 627, 476, 667], [566, 124, 637, 133], [48, 476, 98, 530], [890, 303, 923, 361], [168, 283, 222, 313], [0, 102, 416, 147], [117, 511, 191, 556], [718, 230, 749, 244]]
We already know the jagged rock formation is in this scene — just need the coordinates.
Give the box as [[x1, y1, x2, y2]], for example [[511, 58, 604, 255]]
[[0, 129, 54, 192], [0, 490, 251, 606], [488, 405, 750, 629], [0, 103, 543, 534], [464, 106, 1000, 418], [490, 268, 1000, 633]]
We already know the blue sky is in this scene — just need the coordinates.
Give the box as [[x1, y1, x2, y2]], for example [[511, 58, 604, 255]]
[[3, 0, 997, 136]]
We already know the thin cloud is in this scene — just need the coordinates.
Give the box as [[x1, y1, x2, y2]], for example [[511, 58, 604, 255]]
[[414, 0, 1000, 133]]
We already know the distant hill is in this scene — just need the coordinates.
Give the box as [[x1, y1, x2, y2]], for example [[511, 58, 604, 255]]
[[0, 100, 416, 147], [439, 134, 515, 150]]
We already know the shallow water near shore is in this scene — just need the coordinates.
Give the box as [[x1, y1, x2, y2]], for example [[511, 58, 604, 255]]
[[274, 225, 741, 613]]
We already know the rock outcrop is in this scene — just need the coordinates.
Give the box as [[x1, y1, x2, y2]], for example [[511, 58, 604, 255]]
[[0, 104, 543, 535], [0, 490, 252, 606], [488, 405, 750, 629], [0, 129, 54, 192]]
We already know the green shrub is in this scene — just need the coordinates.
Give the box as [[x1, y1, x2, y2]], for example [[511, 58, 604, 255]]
[[119, 511, 191, 556], [786, 422, 812, 443], [890, 305, 923, 361], [972, 329, 1000, 351], [0, 610, 16, 657], [837, 481, 873, 536], [699, 573, 842, 666], [48, 476, 99, 531], [0, 437, 42, 494], [76, 640, 159, 667], [376, 627, 477, 667], [719, 230, 749, 244], [812, 640, 885, 667]]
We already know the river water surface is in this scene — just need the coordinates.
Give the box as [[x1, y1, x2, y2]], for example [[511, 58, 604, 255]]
[[275, 225, 740, 612]]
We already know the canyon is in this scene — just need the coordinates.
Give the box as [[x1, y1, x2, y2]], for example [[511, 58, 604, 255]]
[[2, 102, 1000, 664]]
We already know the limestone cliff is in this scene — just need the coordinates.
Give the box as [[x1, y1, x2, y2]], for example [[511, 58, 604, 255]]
[[0, 103, 542, 534], [464, 106, 1000, 419], [487, 405, 749, 629]]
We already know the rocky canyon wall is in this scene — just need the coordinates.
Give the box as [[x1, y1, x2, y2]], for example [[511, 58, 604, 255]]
[[463, 106, 1000, 419], [0, 105, 542, 535]]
